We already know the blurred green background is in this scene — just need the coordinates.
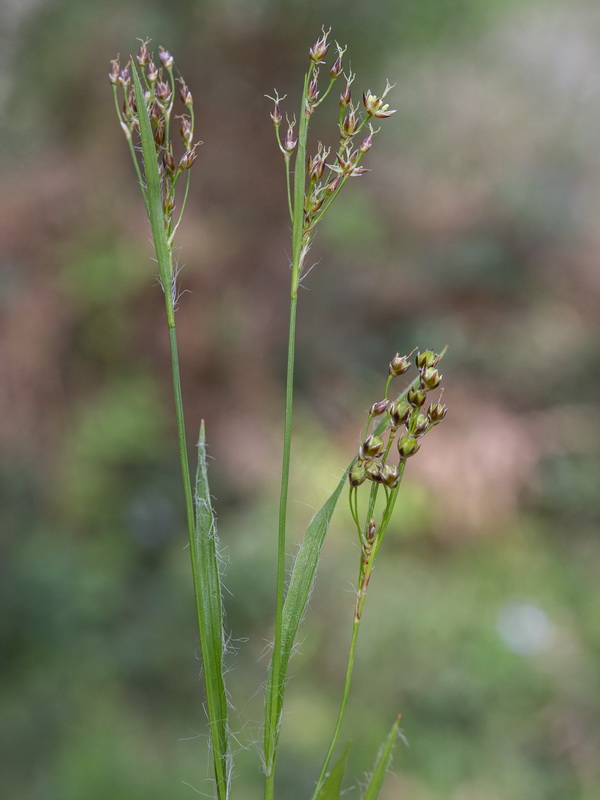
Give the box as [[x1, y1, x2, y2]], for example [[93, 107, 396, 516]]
[[2, 0, 600, 798]]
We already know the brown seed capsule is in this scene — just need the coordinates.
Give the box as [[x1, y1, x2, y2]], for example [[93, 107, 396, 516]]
[[398, 435, 420, 459], [361, 434, 384, 459], [389, 353, 411, 376], [407, 387, 426, 407], [349, 463, 367, 487]]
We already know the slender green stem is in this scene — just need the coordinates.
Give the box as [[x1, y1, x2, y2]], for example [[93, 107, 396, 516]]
[[313, 611, 361, 796], [264, 66, 312, 800]]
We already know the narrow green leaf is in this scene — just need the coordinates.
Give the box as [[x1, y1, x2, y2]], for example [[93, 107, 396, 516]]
[[315, 742, 351, 799], [192, 422, 230, 798], [129, 59, 172, 292], [264, 468, 348, 771], [362, 715, 402, 800]]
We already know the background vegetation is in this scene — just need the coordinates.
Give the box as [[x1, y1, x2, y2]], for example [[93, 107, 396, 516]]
[[2, 1, 599, 798]]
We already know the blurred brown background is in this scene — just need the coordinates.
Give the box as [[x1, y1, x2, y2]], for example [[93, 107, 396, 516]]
[[2, 1, 599, 798]]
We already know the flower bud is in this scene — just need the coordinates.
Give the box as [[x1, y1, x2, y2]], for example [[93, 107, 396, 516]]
[[307, 73, 320, 104], [330, 55, 343, 78], [109, 58, 120, 85], [309, 29, 330, 63], [179, 115, 193, 148], [389, 353, 411, 376], [119, 65, 131, 87], [407, 387, 426, 407], [153, 121, 165, 146], [324, 175, 341, 196], [359, 132, 374, 153], [349, 463, 367, 487], [428, 402, 448, 425], [398, 435, 420, 459], [137, 39, 150, 66], [284, 123, 297, 154], [367, 518, 377, 542], [156, 81, 172, 105], [389, 400, 411, 428], [158, 46, 174, 69], [421, 366, 441, 390], [179, 80, 192, 108], [370, 399, 390, 416], [361, 434, 384, 458], [416, 350, 438, 369], [340, 83, 351, 108], [163, 194, 175, 216], [146, 60, 158, 83], [381, 464, 400, 488], [270, 101, 282, 126], [341, 109, 358, 137]]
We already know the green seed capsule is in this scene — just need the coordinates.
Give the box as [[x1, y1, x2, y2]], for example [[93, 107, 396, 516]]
[[398, 435, 420, 459], [349, 463, 368, 487], [407, 387, 426, 407]]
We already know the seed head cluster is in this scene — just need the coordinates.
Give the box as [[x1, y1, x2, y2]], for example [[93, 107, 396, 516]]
[[349, 350, 447, 491]]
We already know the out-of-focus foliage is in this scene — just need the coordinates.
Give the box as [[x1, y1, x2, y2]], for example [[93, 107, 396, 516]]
[[1, 0, 599, 798]]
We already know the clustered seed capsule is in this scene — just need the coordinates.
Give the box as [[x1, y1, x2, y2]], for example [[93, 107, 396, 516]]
[[349, 349, 448, 493]]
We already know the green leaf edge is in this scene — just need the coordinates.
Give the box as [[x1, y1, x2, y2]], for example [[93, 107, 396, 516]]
[[263, 467, 349, 770], [315, 742, 351, 799], [363, 715, 402, 800]]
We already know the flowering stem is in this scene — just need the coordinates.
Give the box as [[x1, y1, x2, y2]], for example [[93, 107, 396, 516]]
[[263, 64, 313, 800]]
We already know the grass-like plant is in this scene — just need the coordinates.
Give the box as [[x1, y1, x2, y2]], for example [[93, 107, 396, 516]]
[[110, 28, 447, 800]]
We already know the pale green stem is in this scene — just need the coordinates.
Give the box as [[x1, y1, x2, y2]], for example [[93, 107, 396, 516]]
[[263, 65, 312, 800]]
